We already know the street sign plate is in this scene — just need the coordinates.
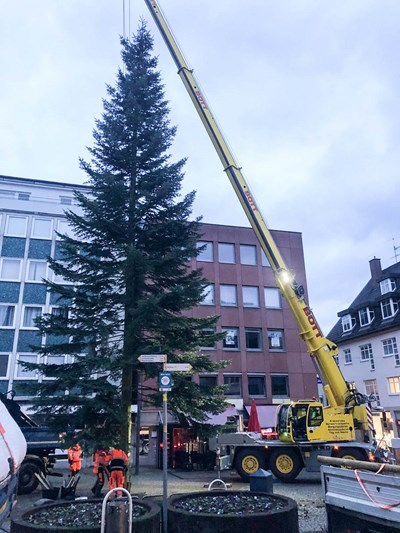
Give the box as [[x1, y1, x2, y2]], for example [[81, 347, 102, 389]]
[[139, 354, 167, 363], [159, 371, 172, 391], [163, 363, 192, 372]]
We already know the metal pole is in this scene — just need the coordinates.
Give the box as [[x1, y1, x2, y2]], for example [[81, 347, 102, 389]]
[[162, 391, 168, 533]]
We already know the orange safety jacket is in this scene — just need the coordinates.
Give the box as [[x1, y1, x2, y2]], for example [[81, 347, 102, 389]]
[[92, 450, 111, 474], [108, 448, 128, 472], [67, 444, 82, 468]]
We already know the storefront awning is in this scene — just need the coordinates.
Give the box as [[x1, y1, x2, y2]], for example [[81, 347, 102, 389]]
[[203, 405, 240, 426], [245, 405, 277, 429], [139, 410, 179, 426]]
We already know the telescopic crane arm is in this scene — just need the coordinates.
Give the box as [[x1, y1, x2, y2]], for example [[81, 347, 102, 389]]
[[144, 0, 357, 409]]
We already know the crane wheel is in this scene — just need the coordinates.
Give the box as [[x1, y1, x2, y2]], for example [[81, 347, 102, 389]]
[[333, 448, 366, 463], [234, 449, 267, 481], [269, 448, 303, 482]]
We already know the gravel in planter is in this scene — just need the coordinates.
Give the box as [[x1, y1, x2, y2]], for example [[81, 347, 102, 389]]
[[173, 493, 285, 515]]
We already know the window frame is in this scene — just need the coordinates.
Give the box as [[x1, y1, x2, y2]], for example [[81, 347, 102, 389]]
[[199, 375, 218, 389], [0, 353, 10, 379], [31, 217, 53, 240], [245, 328, 262, 351], [0, 304, 16, 328], [381, 298, 399, 320], [5, 215, 28, 237], [341, 314, 356, 333], [264, 287, 281, 309], [200, 284, 215, 306], [358, 307, 375, 327], [26, 259, 48, 283], [0, 258, 22, 281], [223, 374, 242, 397], [388, 376, 400, 395], [360, 343, 375, 370], [21, 305, 43, 329], [267, 329, 285, 351], [222, 327, 240, 350], [271, 374, 289, 398], [220, 284, 237, 307], [239, 244, 257, 266], [248, 374, 266, 397], [343, 348, 352, 365], [196, 241, 214, 262], [15, 353, 39, 380], [218, 242, 235, 264], [380, 278, 396, 295], [382, 337, 400, 366], [242, 285, 260, 308]]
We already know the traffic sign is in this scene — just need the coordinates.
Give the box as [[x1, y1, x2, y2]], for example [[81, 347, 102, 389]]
[[159, 371, 172, 392], [139, 354, 167, 363], [163, 363, 192, 372]]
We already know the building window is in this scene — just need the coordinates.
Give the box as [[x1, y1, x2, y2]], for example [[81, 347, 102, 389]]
[[267, 329, 285, 351], [242, 286, 259, 307], [261, 250, 271, 267], [15, 354, 38, 379], [5, 215, 27, 237], [239, 244, 257, 265], [359, 307, 375, 327], [380, 278, 396, 295], [222, 328, 239, 350], [60, 196, 73, 205], [382, 337, 400, 366], [27, 260, 47, 282], [245, 328, 262, 350], [223, 375, 242, 396], [341, 314, 356, 333], [0, 354, 9, 378], [199, 375, 218, 388], [248, 375, 266, 397], [364, 379, 380, 405], [0, 258, 21, 281], [57, 219, 73, 239], [381, 298, 399, 320], [343, 348, 352, 365], [271, 374, 289, 397], [22, 306, 43, 329], [199, 328, 216, 350], [264, 287, 281, 309], [360, 343, 375, 370], [388, 376, 400, 395], [18, 192, 30, 201], [200, 284, 215, 305], [196, 241, 213, 262], [218, 243, 235, 264], [0, 305, 16, 328], [31, 218, 53, 239], [220, 285, 237, 306]]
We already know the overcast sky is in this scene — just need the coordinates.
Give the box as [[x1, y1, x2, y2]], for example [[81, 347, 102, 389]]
[[2, 1, 399, 334]]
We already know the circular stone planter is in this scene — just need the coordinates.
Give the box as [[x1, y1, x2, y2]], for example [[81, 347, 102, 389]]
[[10, 498, 161, 533], [168, 491, 299, 533]]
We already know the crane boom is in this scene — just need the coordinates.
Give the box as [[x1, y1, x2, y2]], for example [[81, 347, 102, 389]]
[[144, 0, 355, 409]]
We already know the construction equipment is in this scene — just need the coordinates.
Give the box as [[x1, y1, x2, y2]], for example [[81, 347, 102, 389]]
[[144, 0, 385, 481], [0, 391, 62, 493]]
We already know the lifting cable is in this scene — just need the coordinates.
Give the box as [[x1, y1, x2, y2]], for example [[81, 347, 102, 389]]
[[354, 465, 400, 510]]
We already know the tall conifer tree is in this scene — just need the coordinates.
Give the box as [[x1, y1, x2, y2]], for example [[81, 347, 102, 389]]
[[27, 22, 227, 450]]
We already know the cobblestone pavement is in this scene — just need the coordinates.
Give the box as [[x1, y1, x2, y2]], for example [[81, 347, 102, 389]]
[[2, 466, 327, 532]]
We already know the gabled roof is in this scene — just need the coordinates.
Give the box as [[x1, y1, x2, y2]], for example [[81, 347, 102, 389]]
[[328, 260, 400, 344]]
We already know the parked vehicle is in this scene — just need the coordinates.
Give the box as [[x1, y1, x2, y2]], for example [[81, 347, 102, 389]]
[[0, 392, 61, 494]]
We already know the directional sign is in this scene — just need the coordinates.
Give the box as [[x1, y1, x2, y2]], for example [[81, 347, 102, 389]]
[[159, 371, 172, 392], [139, 354, 167, 363], [163, 363, 192, 372]]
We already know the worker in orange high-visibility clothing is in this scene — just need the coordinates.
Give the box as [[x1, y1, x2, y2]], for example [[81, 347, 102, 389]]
[[91, 447, 111, 497], [67, 442, 82, 476], [108, 445, 128, 494]]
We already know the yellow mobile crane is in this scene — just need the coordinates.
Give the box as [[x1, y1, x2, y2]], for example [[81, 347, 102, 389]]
[[144, 0, 382, 481]]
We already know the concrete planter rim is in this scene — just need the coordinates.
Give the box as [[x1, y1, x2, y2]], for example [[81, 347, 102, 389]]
[[167, 490, 297, 517], [11, 497, 160, 532]]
